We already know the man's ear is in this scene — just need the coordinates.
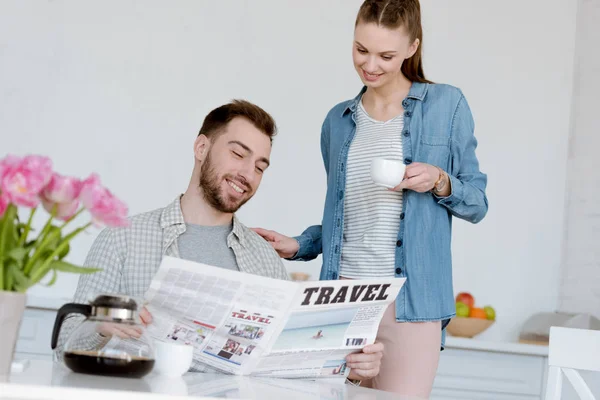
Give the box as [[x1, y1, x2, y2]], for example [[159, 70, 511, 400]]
[[194, 134, 209, 162]]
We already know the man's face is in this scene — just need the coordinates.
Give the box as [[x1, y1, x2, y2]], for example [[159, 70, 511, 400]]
[[199, 117, 271, 213]]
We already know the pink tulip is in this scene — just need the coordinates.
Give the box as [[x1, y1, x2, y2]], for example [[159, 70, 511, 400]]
[[81, 173, 101, 188], [80, 174, 129, 227], [40, 173, 83, 220], [41, 198, 80, 221], [42, 173, 83, 204], [0, 155, 53, 208], [0, 155, 14, 216], [0, 155, 21, 178]]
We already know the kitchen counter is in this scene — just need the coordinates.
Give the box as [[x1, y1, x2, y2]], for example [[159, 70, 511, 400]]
[[25, 295, 72, 311], [444, 336, 548, 356], [1, 360, 398, 400]]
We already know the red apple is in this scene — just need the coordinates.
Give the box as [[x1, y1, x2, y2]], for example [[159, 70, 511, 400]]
[[455, 292, 475, 308]]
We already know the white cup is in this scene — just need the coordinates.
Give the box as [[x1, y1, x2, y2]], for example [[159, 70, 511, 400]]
[[370, 158, 406, 188], [153, 340, 194, 377]]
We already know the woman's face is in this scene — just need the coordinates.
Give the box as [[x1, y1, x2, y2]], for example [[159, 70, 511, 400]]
[[352, 22, 419, 88]]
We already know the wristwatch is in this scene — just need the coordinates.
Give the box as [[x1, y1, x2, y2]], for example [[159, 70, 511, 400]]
[[432, 166, 447, 194]]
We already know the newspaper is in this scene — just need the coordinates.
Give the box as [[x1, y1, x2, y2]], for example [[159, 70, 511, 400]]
[[140, 256, 404, 379]]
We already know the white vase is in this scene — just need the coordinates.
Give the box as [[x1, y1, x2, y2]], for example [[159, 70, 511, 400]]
[[0, 291, 26, 376]]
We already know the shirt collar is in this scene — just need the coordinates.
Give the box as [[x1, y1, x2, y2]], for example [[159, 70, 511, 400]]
[[230, 215, 247, 248], [342, 82, 429, 116], [160, 196, 186, 229], [160, 195, 248, 248]]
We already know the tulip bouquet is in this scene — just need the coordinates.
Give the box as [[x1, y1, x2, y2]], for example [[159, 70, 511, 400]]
[[0, 154, 129, 292]]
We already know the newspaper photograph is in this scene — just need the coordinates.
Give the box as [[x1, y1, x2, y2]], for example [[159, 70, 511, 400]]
[[200, 307, 272, 373], [253, 278, 404, 378], [141, 256, 405, 378], [143, 307, 214, 358]]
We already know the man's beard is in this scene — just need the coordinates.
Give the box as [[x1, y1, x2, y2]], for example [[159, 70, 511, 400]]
[[199, 151, 251, 213]]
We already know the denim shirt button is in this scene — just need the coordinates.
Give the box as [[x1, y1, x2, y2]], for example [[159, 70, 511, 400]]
[[338, 191, 344, 200], [332, 272, 338, 280], [396, 240, 403, 247], [404, 110, 412, 117], [402, 100, 410, 108], [395, 268, 402, 275], [404, 158, 412, 165], [336, 218, 341, 227], [403, 130, 410, 137], [335, 245, 339, 253], [400, 212, 405, 220]]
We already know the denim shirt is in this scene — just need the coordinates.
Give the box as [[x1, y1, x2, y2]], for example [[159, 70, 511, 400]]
[[291, 82, 488, 336]]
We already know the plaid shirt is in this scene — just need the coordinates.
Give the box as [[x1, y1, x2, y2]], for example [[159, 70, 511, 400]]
[[54, 196, 289, 371]]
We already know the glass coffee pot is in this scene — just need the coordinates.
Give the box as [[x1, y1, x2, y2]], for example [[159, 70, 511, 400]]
[[51, 294, 155, 378]]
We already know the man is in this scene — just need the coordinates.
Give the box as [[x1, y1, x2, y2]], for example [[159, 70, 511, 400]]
[[55, 100, 383, 381]]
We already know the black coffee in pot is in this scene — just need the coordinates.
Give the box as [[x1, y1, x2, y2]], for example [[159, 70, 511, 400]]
[[64, 350, 154, 378]]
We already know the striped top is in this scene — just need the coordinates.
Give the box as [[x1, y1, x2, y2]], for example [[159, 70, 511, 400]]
[[339, 100, 404, 278]]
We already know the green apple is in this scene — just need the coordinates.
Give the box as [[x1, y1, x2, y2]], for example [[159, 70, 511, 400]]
[[455, 301, 470, 317], [484, 305, 496, 320]]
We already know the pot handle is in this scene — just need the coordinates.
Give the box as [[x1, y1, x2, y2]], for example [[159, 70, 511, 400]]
[[50, 303, 92, 349]]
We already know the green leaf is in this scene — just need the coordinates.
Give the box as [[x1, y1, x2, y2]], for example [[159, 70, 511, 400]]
[[44, 268, 58, 287], [58, 241, 70, 260], [9, 262, 32, 292], [9, 221, 20, 246], [51, 260, 101, 274], [1, 205, 18, 252], [42, 227, 62, 252], [0, 204, 18, 290], [16, 223, 26, 242], [24, 222, 90, 278], [28, 258, 46, 279], [6, 247, 28, 264], [5, 265, 14, 291]]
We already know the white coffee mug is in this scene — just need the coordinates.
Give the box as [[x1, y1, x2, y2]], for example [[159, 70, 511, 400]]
[[370, 158, 406, 188], [153, 340, 194, 377]]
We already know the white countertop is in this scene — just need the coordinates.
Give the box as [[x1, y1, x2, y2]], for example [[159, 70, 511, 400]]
[[445, 336, 549, 356], [25, 295, 72, 311], [1, 360, 398, 400]]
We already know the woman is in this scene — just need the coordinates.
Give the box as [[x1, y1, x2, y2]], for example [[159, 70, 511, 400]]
[[254, 0, 488, 396]]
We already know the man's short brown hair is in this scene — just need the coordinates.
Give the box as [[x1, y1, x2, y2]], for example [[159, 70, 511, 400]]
[[198, 100, 277, 143]]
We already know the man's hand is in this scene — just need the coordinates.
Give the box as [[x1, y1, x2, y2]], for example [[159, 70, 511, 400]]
[[251, 228, 299, 259], [139, 306, 152, 325], [346, 342, 384, 380], [96, 306, 152, 338], [97, 322, 143, 339]]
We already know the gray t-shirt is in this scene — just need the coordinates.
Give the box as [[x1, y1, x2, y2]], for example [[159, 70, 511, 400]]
[[177, 223, 239, 271]]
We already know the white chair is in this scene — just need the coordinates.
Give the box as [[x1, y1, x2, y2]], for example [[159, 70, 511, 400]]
[[545, 326, 600, 400]]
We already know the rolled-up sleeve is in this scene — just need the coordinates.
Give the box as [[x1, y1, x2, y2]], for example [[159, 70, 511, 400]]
[[435, 93, 488, 224]]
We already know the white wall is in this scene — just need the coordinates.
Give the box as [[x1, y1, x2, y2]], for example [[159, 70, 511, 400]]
[[559, 0, 600, 319], [0, 0, 578, 342]]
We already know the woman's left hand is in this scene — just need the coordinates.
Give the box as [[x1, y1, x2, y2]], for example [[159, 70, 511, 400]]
[[391, 162, 440, 193], [346, 341, 384, 380]]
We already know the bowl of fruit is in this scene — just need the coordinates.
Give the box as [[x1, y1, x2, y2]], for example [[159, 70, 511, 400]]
[[446, 292, 496, 338]]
